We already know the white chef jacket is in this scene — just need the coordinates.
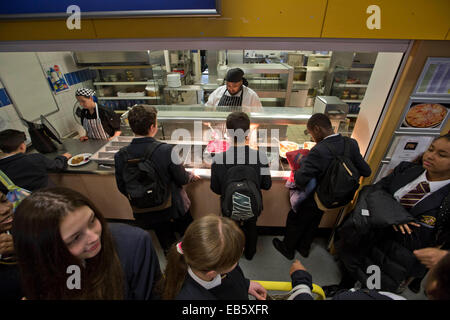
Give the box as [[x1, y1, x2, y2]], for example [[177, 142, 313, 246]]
[[206, 85, 262, 108]]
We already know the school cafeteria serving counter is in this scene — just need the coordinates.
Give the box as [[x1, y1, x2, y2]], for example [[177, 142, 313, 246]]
[[40, 138, 339, 228]]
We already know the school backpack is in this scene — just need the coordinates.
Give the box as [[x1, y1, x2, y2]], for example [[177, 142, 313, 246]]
[[120, 142, 172, 211], [314, 137, 361, 209], [221, 165, 263, 221]]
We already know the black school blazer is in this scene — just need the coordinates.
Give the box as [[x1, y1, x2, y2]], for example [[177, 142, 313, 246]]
[[294, 134, 372, 189], [374, 161, 450, 219]]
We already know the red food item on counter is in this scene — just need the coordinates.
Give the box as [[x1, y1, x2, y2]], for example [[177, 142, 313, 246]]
[[286, 149, 310, 182], [206, 140, 230, 154]]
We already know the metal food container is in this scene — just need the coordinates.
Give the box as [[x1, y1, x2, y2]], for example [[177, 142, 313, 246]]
[[90, 136, 133, 164]]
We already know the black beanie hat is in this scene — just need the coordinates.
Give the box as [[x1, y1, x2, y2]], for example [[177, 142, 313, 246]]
[[225, 68, 244, 82]]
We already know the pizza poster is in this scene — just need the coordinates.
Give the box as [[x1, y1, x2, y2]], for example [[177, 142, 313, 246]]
[[401, 101, 449, 131]]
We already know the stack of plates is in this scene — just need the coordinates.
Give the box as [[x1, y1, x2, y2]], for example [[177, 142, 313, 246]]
[[167, 73, 181, 87]]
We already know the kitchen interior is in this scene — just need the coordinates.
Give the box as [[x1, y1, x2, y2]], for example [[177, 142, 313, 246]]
[[0, 49, 381, 163], [0, 48, 403, 226]]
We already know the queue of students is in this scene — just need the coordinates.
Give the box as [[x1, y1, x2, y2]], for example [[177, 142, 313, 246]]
[[0, 102, 449, 300]]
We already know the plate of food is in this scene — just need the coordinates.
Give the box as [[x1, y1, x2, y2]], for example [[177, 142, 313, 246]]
[[303, 141, 317, 150], [279, 141, 299, 159], [68, 153, 92, 166], [404, 103, 447, 128]]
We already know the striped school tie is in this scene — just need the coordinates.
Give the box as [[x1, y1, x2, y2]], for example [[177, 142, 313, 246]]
[[399, 181, 430, 209]]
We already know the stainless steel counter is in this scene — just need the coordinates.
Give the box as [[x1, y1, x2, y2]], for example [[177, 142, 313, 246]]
[[35, 138, 113, 174], [37, 137, 291, 180], [42, 138, 338, 228]]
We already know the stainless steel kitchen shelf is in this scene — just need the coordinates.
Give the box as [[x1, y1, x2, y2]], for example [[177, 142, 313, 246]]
[[97, 96, 160, 100], [120, 105, 312, 125]]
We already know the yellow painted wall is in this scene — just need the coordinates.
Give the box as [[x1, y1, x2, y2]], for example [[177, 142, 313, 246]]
[[0, 0, 449, 41], [322, 0, 450, 40], [0, 1, 327, 41]]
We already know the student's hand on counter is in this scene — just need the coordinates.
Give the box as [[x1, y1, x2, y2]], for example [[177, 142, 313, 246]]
[[290, 259, 307, 276], [189, 170, 201, 182], [248, 281, 267, 300], [62, 153, 72, 159], [414, 248, 448, 269], [79, 136, 89, 142]]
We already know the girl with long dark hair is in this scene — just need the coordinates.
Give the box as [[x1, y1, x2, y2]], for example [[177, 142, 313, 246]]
[[12, 187, 161, 300]]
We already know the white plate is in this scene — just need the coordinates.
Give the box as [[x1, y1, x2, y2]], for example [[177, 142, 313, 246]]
[[68, 153, 92, 167]]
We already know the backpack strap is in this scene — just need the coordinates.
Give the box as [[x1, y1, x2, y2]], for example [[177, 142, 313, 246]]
[[143, 141, 164, 161], [0, 170, 17, 191], [323, 138, 337, 157], [122, 141, 164, 164], [342, 136, 351, 158], [323, 135, 351, 158]]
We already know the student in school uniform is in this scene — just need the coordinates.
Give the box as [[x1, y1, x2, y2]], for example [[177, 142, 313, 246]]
[[114, 105, 200, 255], [12, 187, 161, 300], [289, 251, 450, 300], [210, 111, 272, 260], [273, 113, 371, 259], [325, 134, 450, 297], [0, 129, 71, 194], [160, 215, 267, 300]]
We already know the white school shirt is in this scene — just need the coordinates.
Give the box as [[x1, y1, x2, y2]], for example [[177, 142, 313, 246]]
[[393, 171, 450, 205]]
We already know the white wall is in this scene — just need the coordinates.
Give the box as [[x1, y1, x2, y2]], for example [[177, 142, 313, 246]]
[[351, 52, 404, 156], [0, 51, 93, 139]]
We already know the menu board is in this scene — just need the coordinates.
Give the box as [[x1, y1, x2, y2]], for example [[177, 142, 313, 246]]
[[376, 135, 434, 181], [375, 58, 450, 183], [414, 57, 450, 96]]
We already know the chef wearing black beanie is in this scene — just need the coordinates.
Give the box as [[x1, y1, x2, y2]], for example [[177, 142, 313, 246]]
[[206, 68, 262, 108]]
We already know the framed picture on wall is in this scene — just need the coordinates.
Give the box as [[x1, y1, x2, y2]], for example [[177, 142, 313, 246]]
[[413, 57, 450, 97], [399, 98, 450, 132]]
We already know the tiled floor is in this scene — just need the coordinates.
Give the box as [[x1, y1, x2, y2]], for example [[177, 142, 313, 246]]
[[149, 230, 428, 300]]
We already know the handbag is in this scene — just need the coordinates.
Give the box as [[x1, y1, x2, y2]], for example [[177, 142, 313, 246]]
[[0, 170, 31, 211]]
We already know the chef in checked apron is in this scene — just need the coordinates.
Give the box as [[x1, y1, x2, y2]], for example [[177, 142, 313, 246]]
[[75, 88, 121, 141], [205, 68, 262, 144]]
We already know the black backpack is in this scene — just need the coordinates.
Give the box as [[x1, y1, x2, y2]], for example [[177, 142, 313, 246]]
[[221, 165, 263, 221], [315, 137, 361, 209], [120, 142, 172, 211]]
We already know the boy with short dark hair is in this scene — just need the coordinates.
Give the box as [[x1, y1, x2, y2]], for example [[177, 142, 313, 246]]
[[210, 111, 272, 260], [0, 129, 71, 194], [273, 113, 371, 259], [114, 105, 199, 254]]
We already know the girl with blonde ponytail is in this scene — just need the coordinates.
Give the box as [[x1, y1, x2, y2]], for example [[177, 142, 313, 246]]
[[161, 215, 266, 300]]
